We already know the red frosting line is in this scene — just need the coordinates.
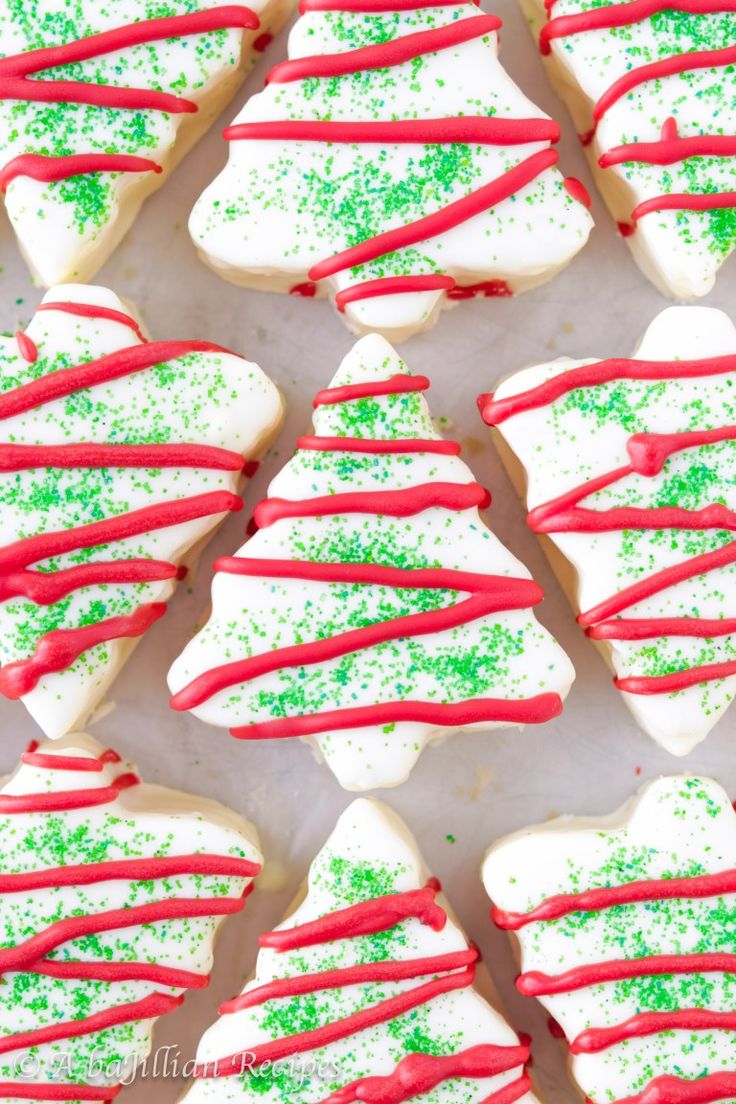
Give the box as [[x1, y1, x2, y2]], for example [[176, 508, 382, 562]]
[[0, 770, 139, 814], [253, 481, 491, 528], [290, 281, 318, 297], [600, 128, 736, 168], [0, 560, 178, 605], [0, 1084, 121, 1101], [221, 946, 479, 1012], [0, 339, 231, 421], [563, 176, 591, 207], [196, 966, 477, 1076], [0, 896, 246, 976], [616, 658, 736, 693], [0, 601, 167, 699], [588, 617, 736, 640], [336, 274, 456, 310], [621, 191, 736, 236], [580, 539, 736, 626], [261, 881, 446, 951], [0, 7, 259, 113], [0, 853, 259, 894], [308, 149, 558, 280], [230, 694, 564, 739], [314, 373, 429, 407], [15, 331, 37, 364], [0, 154, 161, 193], [0, 490, 242, 573], [492, 868, 736, 931], [617, 1073, 736, 1104], [571, 1008, 736, 1054], [268, 15, 500, 83], [0, 991, 183, 1059], [225, 117, 559, 145], [540, 0, 735, 53], [300, 0, 471, 11], [627, 426, 736, 475], [35, 299, 149, 342], [0, 442, 244, 472], [296, 435, 462, 454], [214, 557, 542, 596], [31, 958, 210, 988], [318, 1045, 529, 1104], [171, 586, 535, 710], [481, 355, 736, 424], [517, 953, 736, 996]]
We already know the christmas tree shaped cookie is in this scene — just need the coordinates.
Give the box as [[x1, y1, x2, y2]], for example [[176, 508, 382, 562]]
[[189, 0, 594, 341], [185, 798, 536, 1104], [481, 305, 736, 756], [0, 730, 261, 1100], [484, 775, 736, 1104], [169, 334, 574, 791], [520, 0, 736, 296], [0, 283, 282, 740], [0, 0, 295, 287]]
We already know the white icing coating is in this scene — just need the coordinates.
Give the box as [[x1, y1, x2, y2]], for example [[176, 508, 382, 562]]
[[0, 0, 295, 286], [168, 333, 574, 791], [189, 0, 593, 341], [0, 283, 283, 739], [483, 774, 736, 1104], [0, 730, 262, 1100], [484, 305, 736, 755], [184, 797, 538, 1104], [519, 0, 736, 297]]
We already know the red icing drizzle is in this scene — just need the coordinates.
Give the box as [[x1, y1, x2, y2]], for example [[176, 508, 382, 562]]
[[289, 281, 318, 297], [253, 32, 274, 50], [195, 878, 529, 1089], [267, 15, 500, 82], [0, 1085, 121, 1101], [517, 953, 736, 996], [600, 119, 736, 168], [617, 1073, 736, 1104], [0, 153, 161, 193], [314, 373, 429, 407], [35, 299, 149, 342], [300, 0, 472, 11], [296, 435, 462, 454], [482, 355, 736, 696], [226, 117, 559, 144], [0, 853, 259, 893], [0, 442, 244, 472], [336, 274, 455, 310], [0, 560, 179, 606], [571, 1009, 736, 1054], [492, 868, 736, 930], [0, 8, 259, 114], [540, 0, 734, 53], [446, 280, 513, 299], [621, 190, 736, 237]]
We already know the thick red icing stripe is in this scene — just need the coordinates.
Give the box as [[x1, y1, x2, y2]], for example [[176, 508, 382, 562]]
[[230, 694, 564, 738], [0, 8, 259, 114], [616, 1073, 736, 1104], [314, 374, 429, 407], [492, 868, 736, 930], [300, 0, 471, 11], [225, 117, 560, 144], [267, 15, 500, 82], [615, 659, 736, 693], [621, 191, 736, 236], [317, 1046, 530, 1104], [0, 442, 244, 471], [600, 128, 736, 168], [0, 991, 183, 1058], [517, 953, 736, 996], [571, 1008, 736, 1054], [589, 618, 736, 639], [0, 154, 161, 194], [253, 481, 491, 528], [0, 602, 167, 699], [0, 560, 179, 605], [0, 339, 231, 421], [0, 895, 248, 976], [0, 1084, 121, 1100], [15, 331, 37, 363], [221, 946, 479, 1011], [171, 588, 533, 711], [335, 274, 456, 309], [0, 853, 260, 893], [296, 434, 462, 454], [0, 770, 139, 813], [31, 958, 209, 988], [196, 966, 478, 1075], [308, 149, 559, 280]]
